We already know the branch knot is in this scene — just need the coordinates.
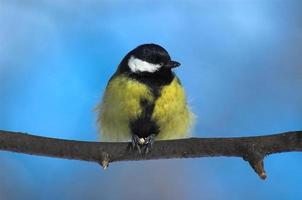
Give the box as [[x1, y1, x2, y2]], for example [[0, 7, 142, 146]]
[[243, 144, 266, 180], [99, 152, 110, 170]]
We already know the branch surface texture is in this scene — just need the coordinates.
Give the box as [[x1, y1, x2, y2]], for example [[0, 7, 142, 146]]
[[1, 130, 302, 180]]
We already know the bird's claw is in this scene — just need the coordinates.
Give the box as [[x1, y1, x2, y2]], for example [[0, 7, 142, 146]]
[[144, 134, 156, 154], [131, 135, 142, 154], [130, 134, 156, 155]]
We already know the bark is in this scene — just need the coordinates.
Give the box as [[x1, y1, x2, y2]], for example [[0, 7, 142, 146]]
[[1, 130, 302, 180]]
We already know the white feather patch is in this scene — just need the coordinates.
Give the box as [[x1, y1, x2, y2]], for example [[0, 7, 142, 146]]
[[128, 56, 161, 73]]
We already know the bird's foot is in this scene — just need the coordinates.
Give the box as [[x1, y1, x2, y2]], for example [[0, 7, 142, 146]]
[[144, 134, 156, 154], [131, 134, 143, 154], [131, 134, 156, 155]]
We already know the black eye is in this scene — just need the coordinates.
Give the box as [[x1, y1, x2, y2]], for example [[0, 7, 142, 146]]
[[159, 62, 164, 66]]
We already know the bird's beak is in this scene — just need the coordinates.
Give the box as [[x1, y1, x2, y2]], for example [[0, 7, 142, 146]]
[[164, 60, 181, 69]]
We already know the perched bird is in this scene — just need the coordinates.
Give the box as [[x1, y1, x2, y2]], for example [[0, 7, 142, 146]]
[[96, 44, 194, 153]]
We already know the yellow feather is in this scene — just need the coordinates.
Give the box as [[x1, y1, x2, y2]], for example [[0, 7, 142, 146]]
[[97, 75, 153, 141], [152, 78, 194, 140], [96, 75, 194, 141]]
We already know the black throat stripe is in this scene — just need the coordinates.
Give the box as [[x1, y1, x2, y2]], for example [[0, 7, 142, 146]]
[[127, 71, 175, 138]]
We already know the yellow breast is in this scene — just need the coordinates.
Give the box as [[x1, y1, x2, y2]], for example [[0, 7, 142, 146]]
[[97, 76, 153, 141], [97, 75, 194, 141], [152, 78, 194, 140]]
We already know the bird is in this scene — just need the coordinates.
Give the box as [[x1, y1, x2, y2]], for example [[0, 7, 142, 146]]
[[96, 43, 194, 153]]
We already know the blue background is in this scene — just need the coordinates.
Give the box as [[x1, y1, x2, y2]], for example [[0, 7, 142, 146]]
[[1, 0, 302, 199]]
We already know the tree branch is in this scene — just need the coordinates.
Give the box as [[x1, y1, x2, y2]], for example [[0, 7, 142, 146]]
[[0, 130, 302, 180]]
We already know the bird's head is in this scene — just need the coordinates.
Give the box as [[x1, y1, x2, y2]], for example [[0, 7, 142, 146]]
[[118, 44, 180, 74]]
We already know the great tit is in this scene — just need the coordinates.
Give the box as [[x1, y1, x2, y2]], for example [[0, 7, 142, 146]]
[[96, 44, 194, 153]]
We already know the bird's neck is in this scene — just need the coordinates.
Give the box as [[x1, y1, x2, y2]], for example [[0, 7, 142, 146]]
[[129, 70, 174, 86], [127, 70, 175, 98]]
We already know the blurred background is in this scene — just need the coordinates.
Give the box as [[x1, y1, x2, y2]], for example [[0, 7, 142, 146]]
[[1, 0, 302, 199]]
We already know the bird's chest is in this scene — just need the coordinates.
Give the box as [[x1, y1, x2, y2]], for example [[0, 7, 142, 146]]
[[151, 77, 186, 121], [123, 73, 186, 123], [132, 74, 185, 116]]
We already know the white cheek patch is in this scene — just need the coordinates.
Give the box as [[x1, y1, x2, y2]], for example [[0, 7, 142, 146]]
[[128, 56, 161, 73]]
